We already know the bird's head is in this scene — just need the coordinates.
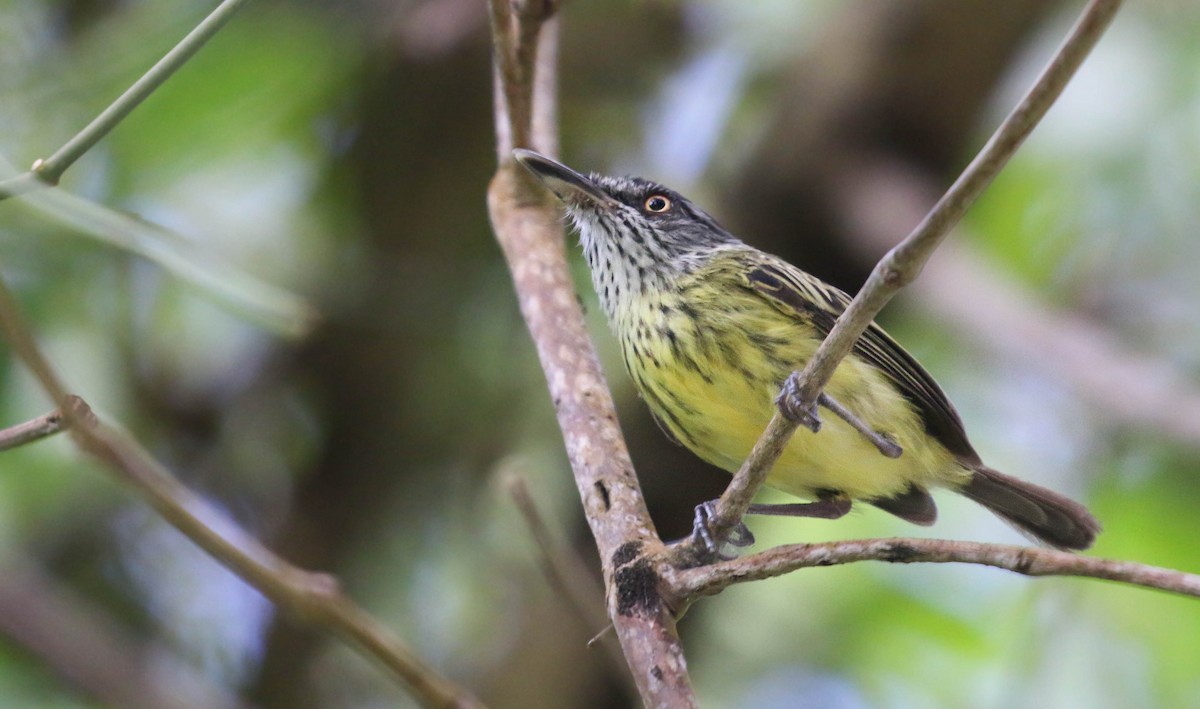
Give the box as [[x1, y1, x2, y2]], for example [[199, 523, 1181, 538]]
[[513, 150, 739, 277]]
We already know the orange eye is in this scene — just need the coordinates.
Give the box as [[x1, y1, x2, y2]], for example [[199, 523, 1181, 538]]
[[644, 194, 671, 213]]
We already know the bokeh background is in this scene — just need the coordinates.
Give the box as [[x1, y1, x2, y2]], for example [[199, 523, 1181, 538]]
[[1, 0, 1199, 707]]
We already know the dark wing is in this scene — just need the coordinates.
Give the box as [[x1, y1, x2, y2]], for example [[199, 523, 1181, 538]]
[[743, 261, 980, 464]]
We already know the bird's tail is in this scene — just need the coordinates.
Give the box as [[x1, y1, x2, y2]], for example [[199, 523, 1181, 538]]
[[961, 466, 1100, 551]]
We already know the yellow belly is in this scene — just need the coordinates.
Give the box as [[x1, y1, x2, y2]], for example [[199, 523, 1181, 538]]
[[620, 293, 968, 502]]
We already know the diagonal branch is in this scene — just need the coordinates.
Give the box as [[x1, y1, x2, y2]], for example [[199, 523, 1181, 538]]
[[691, 0, 1125, 550], [667, 537, 1200, 602]]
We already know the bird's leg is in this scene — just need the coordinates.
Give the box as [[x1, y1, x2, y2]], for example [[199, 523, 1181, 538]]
[[777, 373, 902, 459], [817, 393, 903, 459], [687, 500, 756, 560], [747, 490, 853, 519], [688, 491, 857, 559]]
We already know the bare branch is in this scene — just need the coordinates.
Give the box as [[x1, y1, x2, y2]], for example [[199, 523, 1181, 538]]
[[488, 166, 693, 705], [667, 538, 1200, 601], [505, 472, 608, 630], [0, 397, 95, 452], [0, 280, 485, 709], [84, 422, 486, 708], [486, 2, 697, 704], [692, 0, 1125, 549]]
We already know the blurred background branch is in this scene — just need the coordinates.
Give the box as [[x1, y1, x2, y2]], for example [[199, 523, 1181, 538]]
[[0, 397, 89, 452], [503, 472, 631, 687], [836, 155, 1200, 446]]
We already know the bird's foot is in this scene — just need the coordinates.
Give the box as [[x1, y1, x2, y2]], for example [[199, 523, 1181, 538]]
[[776, 374, 903, 459], [776, 372, 821, 432], [688, 500, 755, 561]]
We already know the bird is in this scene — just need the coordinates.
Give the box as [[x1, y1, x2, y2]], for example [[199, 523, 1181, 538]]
[[513, 149, 1100, 551]]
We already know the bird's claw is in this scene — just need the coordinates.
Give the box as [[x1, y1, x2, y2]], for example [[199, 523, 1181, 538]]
[[778, 374, 903, 460], [776, 372, 821, 433], [690, 500, 755, 561]]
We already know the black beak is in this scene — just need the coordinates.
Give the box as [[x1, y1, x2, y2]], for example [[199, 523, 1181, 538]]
[[513, 149, 615, 208]]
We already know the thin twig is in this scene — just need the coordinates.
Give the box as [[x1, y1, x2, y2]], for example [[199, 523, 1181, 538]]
[[0, 397, 95, 452], [692, 0, 1124, 550], [666, 537, 1200, 602], [0, 0, 252, 201], [85, 422, 485, 708], [819, 393, 901, 458], [486, 1, 696, 704], [0, 279, 485, 709]]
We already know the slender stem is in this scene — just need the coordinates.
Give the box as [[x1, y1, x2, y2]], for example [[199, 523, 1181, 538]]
[[488, 0, 559, 160], [0, 397, 95, 452], [819, 393, 902, 458], [797, 0, 1123, 405], [0, 283, 73, 407], [668, 538, 1200, 601], [0, 0, 251, 201], [529, 16, 559, 159], [505, 473, 608, 629], [691, 0, 1124, 551]]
